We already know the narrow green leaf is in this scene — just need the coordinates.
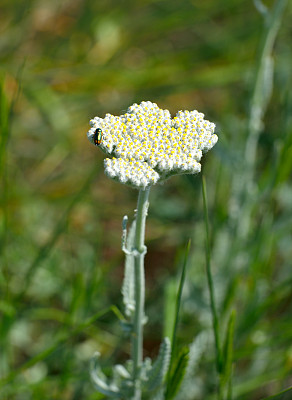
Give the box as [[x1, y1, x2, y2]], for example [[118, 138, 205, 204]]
[[165, 240, 190, 398], [174, 333, 208, 400], [0, 64, 24, 174], [262, 386, 292, 400], [170, 241, 190, 361], [164, 279, 179, 340], [0, 78, 9, 258], [165, 346, 190, 400], [222, 310, 236, 397], [0, 80, 9, 160], [202, 175, 222, 373]]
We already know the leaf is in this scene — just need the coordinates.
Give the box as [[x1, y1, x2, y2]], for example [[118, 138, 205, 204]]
[[0, 77, 10, 177], [202, 175, 223, 373], [174, 332, 208, 400], [163, 279, 179, 340], [144, 337, 171, 392], [90, 352, 124, 399], [170, 240, 191, 359], [222, 310, 236, 398], [165, 346, 190, 400], [164, 241, 190, 398], [261, 386, 292, 400]]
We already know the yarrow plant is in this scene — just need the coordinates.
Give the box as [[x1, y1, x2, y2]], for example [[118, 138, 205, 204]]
[[87, 101, 218, 400], [88, 101, 218, 189]]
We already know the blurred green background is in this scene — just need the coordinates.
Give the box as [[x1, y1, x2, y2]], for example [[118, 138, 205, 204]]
[[0, 0, 292, 399]]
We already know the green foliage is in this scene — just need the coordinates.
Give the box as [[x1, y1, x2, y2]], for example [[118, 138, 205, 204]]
[[221, 310, 236, 399], [0, 0, 291, 398], [0, 79, 9, 172], [174, 333, 208, 400], [169, 241, 190, 361], [202, 175, 223, 376], [262, 386, 292, 400], [164, 242, 190, 399], [165, 347, 190, 400]]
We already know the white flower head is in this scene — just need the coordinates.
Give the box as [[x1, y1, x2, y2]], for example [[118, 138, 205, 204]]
[[87, 101, 218, 189]]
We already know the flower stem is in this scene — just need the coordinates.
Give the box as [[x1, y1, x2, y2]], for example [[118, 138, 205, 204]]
[[132, 187, 150, 400]]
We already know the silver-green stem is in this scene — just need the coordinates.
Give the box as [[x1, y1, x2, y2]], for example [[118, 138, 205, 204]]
[[132, 187, 150, 400]]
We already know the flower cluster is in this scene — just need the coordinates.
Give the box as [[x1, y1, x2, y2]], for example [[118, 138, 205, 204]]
[[87, 101, 218, 189]]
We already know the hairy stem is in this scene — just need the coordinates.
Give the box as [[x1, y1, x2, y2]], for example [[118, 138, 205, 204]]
[[132, 187, 150, 400]]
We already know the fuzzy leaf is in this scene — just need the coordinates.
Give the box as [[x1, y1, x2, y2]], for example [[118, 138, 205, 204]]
[[144, 337, 171, 392], [90, 352, 121, 398]]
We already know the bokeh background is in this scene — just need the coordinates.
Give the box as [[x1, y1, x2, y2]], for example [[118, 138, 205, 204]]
[[0, 0, 292, 399]]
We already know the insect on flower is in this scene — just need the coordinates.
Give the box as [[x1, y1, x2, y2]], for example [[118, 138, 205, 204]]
[[87, 101, 218, 189], [94, 128, 103, 146]]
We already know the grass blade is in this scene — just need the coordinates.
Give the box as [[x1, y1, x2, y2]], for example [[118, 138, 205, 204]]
[[202, 175, 222, 374], [165, 240, 191, 396], [165, 346, 189, 400], [170, 240, 190, 358], [222, 310, 236, 399], [262, 386, 292, 400]]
